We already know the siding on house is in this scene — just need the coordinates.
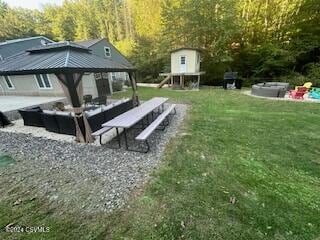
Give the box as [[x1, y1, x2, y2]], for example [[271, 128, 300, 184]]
[[77, 39, 132, 83], [0, 74, 63, 96], [78, 39, 132, 67], [171, 49, 201, 74], [82, 73, 99, 98], [0, 73, 99, 97]]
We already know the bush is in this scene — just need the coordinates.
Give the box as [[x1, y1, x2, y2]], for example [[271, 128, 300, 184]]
[[305, 63, 320, 87], [124, 79, 131, 87], [278, 73, 309, 87], [112, 81, 123, 92]]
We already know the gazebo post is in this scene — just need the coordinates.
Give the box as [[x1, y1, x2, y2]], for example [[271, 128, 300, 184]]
[[65, 73, 82, 107], [56, 72, 90, 143], [129, 71, 139, 106]]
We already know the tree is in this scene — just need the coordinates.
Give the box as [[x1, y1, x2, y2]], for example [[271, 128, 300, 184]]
[[0, 7, 37, 41]]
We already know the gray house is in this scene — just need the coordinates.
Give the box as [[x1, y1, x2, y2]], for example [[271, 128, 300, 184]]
[[76, 38, 132, 96], [0, 37, 132, 97]]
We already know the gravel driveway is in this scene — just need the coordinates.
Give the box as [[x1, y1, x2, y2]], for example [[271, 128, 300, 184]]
[[0, 104, 187, 213]]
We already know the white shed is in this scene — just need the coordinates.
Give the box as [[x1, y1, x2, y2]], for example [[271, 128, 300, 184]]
[[159, 48, 205, 90], [171, 48, 201, 74]]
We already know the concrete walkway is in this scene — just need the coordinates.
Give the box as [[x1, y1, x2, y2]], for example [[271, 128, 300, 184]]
[[0, 96, 65, 112]]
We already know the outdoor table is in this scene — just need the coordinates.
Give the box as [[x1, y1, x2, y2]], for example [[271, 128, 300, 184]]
[[102, 97, 168, 149]]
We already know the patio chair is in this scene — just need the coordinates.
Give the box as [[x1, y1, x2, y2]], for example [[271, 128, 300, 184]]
[[83, 94, 93, 106], [92, 96, 107, 106], [295, 82, 312, 91], [289, 87, 307, 100], [309, 88, 320, 99]]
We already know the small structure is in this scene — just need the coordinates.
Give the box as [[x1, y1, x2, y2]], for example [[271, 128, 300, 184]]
[[158, 48, 205, 90]]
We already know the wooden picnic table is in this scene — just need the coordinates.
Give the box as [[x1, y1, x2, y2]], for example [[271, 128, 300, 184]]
[[101, 97, 168, 150]]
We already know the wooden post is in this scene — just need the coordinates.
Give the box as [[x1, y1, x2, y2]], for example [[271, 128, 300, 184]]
[[56, 73, 87, 142], [65, 73, 81, 107], [197, 74, 200, 89], [180, 75, 183, 89], [128, 71, 139, 106]]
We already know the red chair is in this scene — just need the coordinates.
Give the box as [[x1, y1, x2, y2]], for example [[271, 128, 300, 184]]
[[289, 87, 307, 100]]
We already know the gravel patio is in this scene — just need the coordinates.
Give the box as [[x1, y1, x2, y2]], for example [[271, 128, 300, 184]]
[[0, 104, 187, 213]]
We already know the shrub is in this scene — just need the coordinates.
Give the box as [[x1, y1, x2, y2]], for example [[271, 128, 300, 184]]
[[278, 73, 309, 87], [124, 79, 131, 87], [112, 81, 123, 92], [305, 63, 320, 87]]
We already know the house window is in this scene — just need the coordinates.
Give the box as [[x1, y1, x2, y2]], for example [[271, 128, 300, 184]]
[[111, 72, 116, 81], [3, 76, 14, 89], [35, 74, 52, 89], [104, 47, 111, 57]]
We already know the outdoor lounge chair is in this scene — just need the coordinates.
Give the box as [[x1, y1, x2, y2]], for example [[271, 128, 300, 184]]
[[55, 112, 76, 135], [289, 87, 307, 100], [86, 107, 105, 132], [41, 111, 60, 133], [19, 106, 45, 127], [0, 111, 11, 128], [295, 82, 312, 91], [86, 99, 134, 132], [41, 110, 77, 135], [309, 88, 320, 99]]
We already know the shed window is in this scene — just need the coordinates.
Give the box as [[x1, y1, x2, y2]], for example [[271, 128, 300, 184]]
[[3, 76, 14, 89], [180, 56, 186, 64], [35, 74, 52, 89], [104, 47, 111, 57]]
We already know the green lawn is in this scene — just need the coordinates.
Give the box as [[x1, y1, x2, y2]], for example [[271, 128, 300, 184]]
[[1, 87, 320, 239]]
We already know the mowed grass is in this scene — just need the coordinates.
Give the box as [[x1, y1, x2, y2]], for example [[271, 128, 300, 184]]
[[1, 87, 320, 239]]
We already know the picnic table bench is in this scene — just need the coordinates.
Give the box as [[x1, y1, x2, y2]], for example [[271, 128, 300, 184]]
[[135, 104, 176, 152]]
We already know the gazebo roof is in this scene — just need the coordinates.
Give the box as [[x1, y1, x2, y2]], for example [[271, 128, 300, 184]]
[[0, 41, 135, 75]]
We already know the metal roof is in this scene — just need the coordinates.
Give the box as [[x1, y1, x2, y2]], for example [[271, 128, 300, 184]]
[[0, 36, 53, 46], [0, 36, 54, 60], [27, 41, 90, 53], [76, 39, 102, 48], [170, 47, 202, 53], [0, 41, 135, 75]]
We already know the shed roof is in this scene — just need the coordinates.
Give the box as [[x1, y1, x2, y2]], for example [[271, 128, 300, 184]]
[[0, 41, 135, 75], [170, 47, 202, 53]]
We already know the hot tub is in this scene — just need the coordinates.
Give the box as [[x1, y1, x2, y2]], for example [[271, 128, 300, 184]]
[[251, 82, 290, 98]]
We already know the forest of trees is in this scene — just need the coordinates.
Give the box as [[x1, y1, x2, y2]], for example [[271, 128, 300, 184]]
[[0, 0, 319, 85]]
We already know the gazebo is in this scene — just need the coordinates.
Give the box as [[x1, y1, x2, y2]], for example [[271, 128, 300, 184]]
[[0, 41, 138, 143]]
